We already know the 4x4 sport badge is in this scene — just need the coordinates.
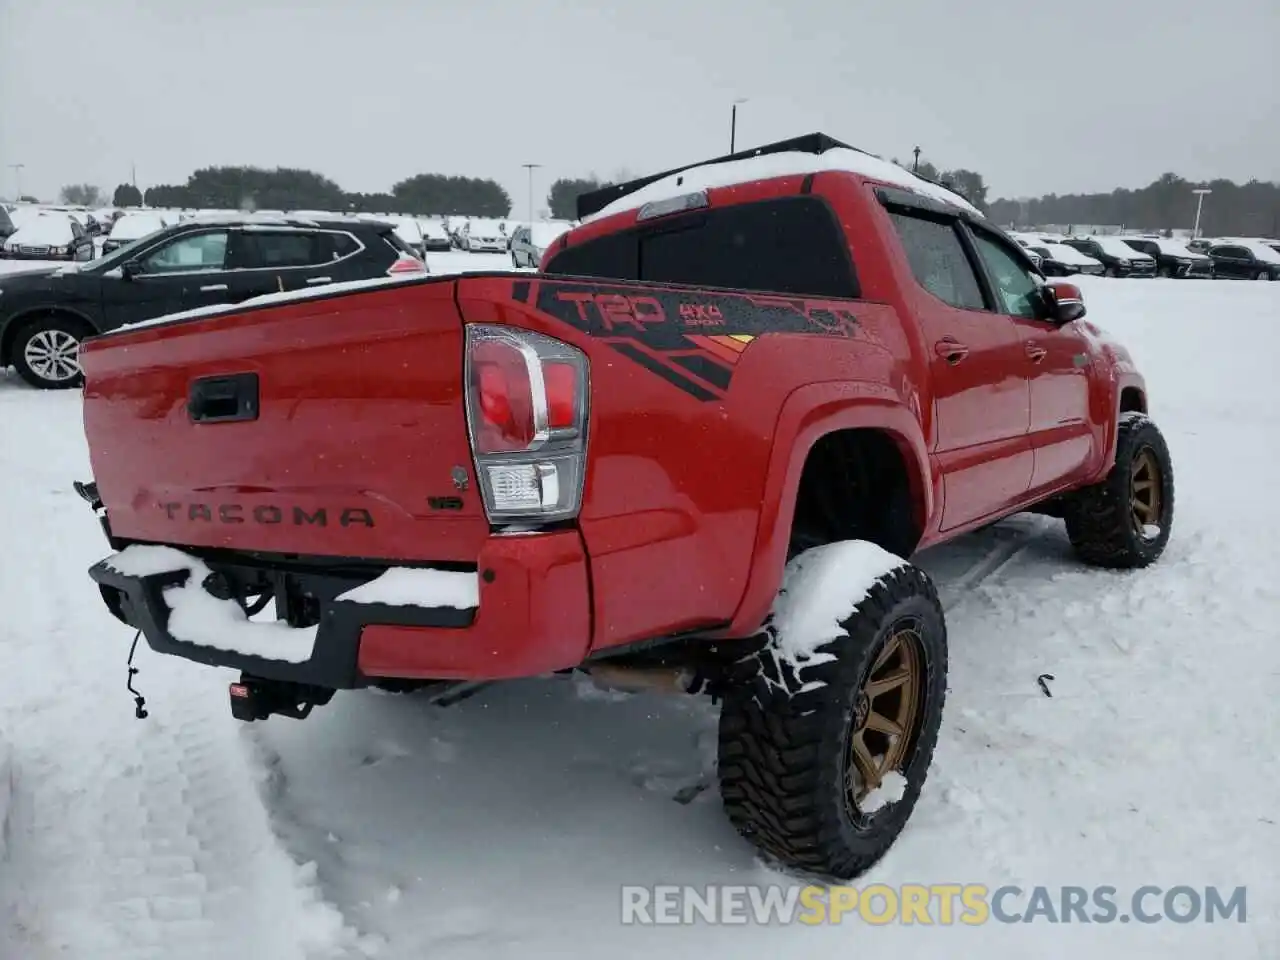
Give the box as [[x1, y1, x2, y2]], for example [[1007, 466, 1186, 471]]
[[511, 279, 858, 402]]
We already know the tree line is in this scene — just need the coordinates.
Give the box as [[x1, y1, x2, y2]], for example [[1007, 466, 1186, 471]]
[[89, 166, 513, 217], [987, 174, 1280, 237], [59, 162, 1277, 239]]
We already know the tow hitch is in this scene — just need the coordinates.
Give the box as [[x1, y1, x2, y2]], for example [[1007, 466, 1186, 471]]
[[229, 675, 334, 722]]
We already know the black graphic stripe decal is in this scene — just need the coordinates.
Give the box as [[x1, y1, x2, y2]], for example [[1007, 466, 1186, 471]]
[[610, 343, 720, 401]]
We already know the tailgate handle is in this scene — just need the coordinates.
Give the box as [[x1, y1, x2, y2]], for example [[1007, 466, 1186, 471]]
[[188, 373, 259, 423]]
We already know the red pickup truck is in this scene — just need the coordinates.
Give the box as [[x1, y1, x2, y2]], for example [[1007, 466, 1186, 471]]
[[77, 134, 1174, 879]]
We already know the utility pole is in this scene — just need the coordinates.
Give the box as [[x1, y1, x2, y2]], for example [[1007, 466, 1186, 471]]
[[912, 146, 921, 173], [1191, 188, 1212, 239], [8, 163, 24, 200], [522, 163, 542, 225], [730, 99, 748, 153], [131, 162, 137, 188]]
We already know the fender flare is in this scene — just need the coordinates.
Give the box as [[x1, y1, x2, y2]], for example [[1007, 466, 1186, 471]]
[[1091, 370, 1148, 482], [723, 380, 932, 637]]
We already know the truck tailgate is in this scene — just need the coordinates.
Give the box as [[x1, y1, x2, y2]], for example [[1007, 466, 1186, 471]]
[[80, 278, 489, 563]]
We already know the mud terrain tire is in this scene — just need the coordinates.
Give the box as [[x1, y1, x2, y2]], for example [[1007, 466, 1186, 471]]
[[1066, 413, 1174, 568], [717, 562, 947, 880]]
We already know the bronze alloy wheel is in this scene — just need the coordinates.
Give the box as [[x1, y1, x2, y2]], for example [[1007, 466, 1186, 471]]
[[1131, 446, 1163, 540], [845, 620, 924, 815]]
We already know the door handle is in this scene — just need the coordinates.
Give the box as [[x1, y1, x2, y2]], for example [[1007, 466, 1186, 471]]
[[199, 283, 229, 292], [934, 338, 970, 364], [1025, 343, 1048, 364], [187, 373, 259, 423], [305, 276, 333, 285]]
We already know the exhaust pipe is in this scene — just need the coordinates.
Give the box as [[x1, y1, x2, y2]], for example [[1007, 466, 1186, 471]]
[[582, 664, 699, 696]]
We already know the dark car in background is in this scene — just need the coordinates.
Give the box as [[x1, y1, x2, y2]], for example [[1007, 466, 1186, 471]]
[[0, 214, 427, 389], [1061, 236, 1157, 277], [1119, 236, 1213, 278], [1024, 241, 1106, 277], [1205, 242, 1280, 280]]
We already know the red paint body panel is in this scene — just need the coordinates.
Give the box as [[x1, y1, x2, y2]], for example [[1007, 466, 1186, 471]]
[[81, 279, 488, 562], [356, 529, 591, 680], [80, 167, 1149, 684]]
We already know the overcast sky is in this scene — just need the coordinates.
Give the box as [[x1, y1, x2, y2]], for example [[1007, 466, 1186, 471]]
[[2, 0, 1277, 212]]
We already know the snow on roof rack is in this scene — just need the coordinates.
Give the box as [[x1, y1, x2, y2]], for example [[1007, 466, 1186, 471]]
[[575, 132, 873, 221]]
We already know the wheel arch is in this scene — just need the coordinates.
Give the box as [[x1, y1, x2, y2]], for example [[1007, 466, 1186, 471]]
[[0, 305, 98, 366], [722, 382, 933, 638]]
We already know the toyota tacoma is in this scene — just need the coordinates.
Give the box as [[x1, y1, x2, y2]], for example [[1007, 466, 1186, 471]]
[[77, 133, 1174, 879]]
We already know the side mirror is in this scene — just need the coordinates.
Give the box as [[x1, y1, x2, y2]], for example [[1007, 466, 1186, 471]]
[[1041, 280, 1086, 324], [121, 259, 143, 280]]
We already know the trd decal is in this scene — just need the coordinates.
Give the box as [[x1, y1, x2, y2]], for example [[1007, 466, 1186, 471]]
[[511, 280, 858, 401]]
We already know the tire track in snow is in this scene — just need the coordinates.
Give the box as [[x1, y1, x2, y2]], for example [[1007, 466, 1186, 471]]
[[0, 390, 366, 960]]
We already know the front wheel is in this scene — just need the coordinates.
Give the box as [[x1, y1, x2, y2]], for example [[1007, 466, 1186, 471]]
[[1257, 270, 1272, 281], [1065, 413, 1174, 568], [718, 550, 947, 879], [12, 314, 90, 389]]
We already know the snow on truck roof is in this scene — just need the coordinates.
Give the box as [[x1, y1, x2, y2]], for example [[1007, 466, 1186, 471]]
[[581, 132, 983, 222]]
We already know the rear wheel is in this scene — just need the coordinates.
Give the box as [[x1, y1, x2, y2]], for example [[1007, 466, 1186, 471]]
[[1256, 270, 1272, 281], [717, 556, 947, 879], [12, 314, 91, 389]]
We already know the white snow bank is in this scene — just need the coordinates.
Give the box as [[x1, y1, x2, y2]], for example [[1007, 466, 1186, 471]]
[[105, 545, 318, 663], [336, 567, 479, 609], [109, 272, 431, 334], [860, 770, 908, 813], [1148, 237, 1206, 258], [771, 541, 909, 664], [109, 212, 165, 240], [588, 147, 983, 222], [1041, 242, 1103, 267], [0, 738, 11, 859], [1091, 236, 1155, 259], [8, 216, 75, 246]]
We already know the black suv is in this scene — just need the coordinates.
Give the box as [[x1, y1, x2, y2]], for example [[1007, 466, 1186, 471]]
[[1117, 237, 1213, 278], [1060, 237, 1157, 277], [0, 215, 426, 389], [1205, 243, 1280, 281]]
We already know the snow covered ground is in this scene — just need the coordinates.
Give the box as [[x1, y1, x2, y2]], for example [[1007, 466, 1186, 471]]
[[0, 270, 1276, 959]]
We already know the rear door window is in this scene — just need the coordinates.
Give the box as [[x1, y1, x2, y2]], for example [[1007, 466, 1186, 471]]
[[545, 196, 859, 298], [885, 211, 986, 311], [238, 230, 329, 268]]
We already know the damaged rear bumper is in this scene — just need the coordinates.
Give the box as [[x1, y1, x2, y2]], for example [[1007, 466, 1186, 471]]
[[87, 530, 593, 690]]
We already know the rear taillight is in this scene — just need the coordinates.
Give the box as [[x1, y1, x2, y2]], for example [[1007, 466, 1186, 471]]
[[464, 325, 588, 523], [387, 254, 427, 275]]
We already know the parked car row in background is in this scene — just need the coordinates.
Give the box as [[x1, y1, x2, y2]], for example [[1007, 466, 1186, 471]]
[[0, 213, 429, 389], [1010, 229, 1280, 280]]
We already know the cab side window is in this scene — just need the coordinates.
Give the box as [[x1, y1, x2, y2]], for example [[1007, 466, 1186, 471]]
[[970, 231, 1043, 320]]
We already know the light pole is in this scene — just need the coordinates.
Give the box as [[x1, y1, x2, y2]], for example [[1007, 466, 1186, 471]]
[[1191, 188, 1212, 239], [912, 146, 921, 173], [7, 163, 24, 200], [522, 163, 541, 225], [730, 99, 748, 153]]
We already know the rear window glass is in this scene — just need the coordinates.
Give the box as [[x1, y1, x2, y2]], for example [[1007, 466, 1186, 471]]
[[327, 232, 360, 259], [241, 231, 328, 268], [545, 197, 860, 299]]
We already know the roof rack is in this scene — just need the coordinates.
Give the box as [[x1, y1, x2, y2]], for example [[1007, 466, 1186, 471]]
[[575, 132, 872, 220]]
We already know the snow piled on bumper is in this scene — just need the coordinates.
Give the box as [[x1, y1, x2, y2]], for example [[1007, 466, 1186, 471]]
[[105, 545, 319, 664], [335, 567, 479, 609]]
